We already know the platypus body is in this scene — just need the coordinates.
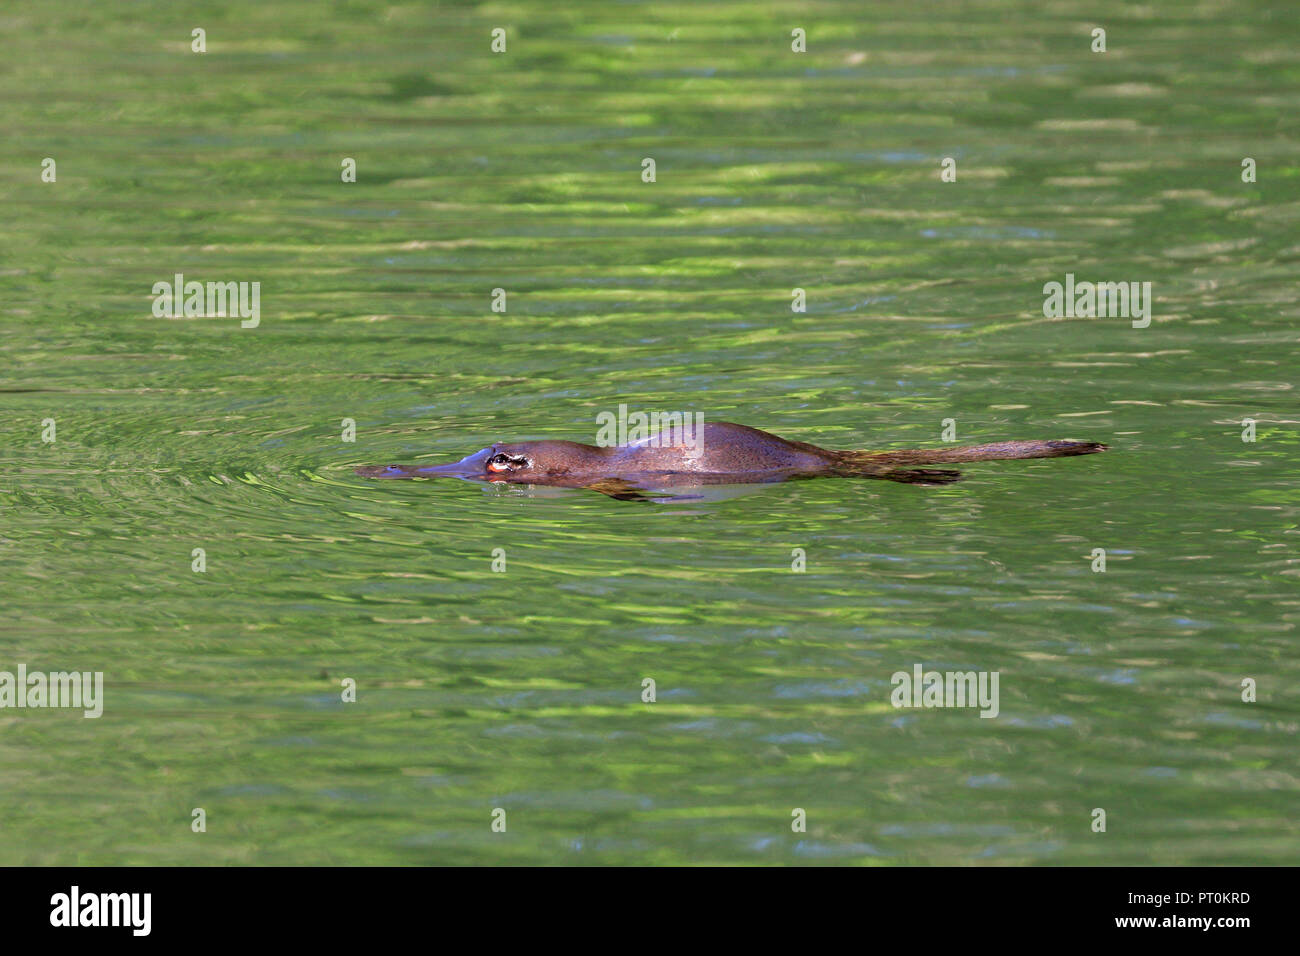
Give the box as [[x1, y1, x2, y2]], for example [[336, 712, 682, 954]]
[[356, 422, 1106, 501]]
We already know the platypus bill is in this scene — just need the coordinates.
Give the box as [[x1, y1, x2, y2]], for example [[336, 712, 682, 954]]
[[355, 422, 1106, 502]]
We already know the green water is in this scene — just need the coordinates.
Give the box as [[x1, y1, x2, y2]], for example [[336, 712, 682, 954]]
[[2, 1, 1297, 865]]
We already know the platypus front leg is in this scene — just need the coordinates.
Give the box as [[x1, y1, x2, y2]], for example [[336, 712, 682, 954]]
[[582, 478, 662, 502], [583, 478, 719, 503]]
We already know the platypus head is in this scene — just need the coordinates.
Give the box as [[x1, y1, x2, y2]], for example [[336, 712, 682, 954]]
[[358, 440, 605, 482]]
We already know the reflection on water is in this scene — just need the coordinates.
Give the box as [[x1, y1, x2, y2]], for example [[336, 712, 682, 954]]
[[1, 0, 1297, 864]]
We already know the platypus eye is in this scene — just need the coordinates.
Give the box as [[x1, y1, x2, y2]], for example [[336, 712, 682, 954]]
[[487, 453, 528, 474]]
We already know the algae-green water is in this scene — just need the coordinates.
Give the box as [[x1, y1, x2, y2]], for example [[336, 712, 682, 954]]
[[1, 1, 1297, 865]]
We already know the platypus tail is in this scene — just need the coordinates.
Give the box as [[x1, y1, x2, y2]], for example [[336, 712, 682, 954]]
[[832, 440, 1107, 474]]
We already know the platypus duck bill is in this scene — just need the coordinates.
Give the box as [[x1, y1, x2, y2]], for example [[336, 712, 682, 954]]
[[355, 422, 1107, 500], [422, 446, 503, 476]]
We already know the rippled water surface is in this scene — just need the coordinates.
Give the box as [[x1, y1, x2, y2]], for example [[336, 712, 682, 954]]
[[1, 1, 1297, 864]]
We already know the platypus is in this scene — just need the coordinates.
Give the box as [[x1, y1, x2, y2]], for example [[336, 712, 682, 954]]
[[356, 422, 1106, 501]]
